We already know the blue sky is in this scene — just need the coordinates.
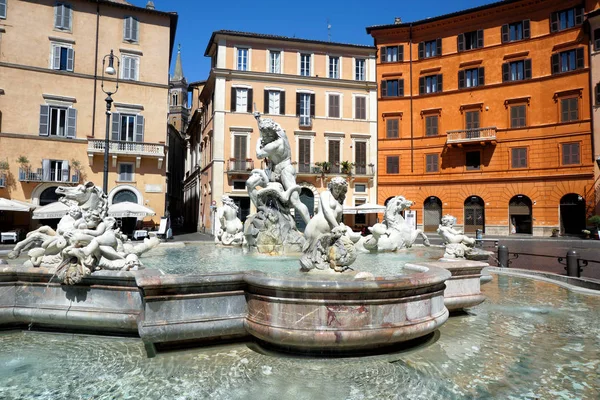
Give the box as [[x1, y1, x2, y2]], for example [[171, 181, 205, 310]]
[[127, 0, 498, 83]]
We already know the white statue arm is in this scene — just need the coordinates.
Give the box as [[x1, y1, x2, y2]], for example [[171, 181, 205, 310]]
[[256, 138, 282, 159], [320, 192, 339, 229]]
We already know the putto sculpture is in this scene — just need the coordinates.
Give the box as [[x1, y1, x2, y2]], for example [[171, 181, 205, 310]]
[[300, 177, 357, 272], [8, 182, 159, 285], [243, 112, 305, 254], [437, 214, 490, 260], [215, 195, 244, 246]]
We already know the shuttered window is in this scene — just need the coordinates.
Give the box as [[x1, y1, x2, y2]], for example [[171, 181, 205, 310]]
[[457, 30, 483, 52], [298, 138, 311, 173], [595, 29, 600, 52], [425, 115, 438, 136], [458, 67, 484, 89], [233, 88, 253, 113], [263, 90, 284, 115], [562, 143, 580, 165], [328, 94, 340, 118], [426, 154, 438, 172], [381, 79, 404, 97], [355, 142, 367, 174], [386, 156, 399, 174], [39, 105, 76, 138], [328, 140, 340, 173], [123, 16, 139, 42], [550, 7, 584, 32], [269, 50, 281, 73], [501, 20, 530, 43], [380, 45, 404, 63], [465, 111, 480, 130], [355, 96, 366, 120], [502, 59, 532, 82], [54, 3, 72, 30], [551, 48, 584, 74], [596, 84, 600, 106], [0, 0, 7, 19], [418, 39, 441, 59], [118, 163, 134, 182], [51, 44, 74, 71], [560, 98, 578, 122], [386, 118, 399, 138], [511, 148, 527, 168], [121, 55, 139, 80], [111, 113, 144, 142], [419, 74, 443, 94], [234, 135, 247, 162], [510, 105, 526, 128]]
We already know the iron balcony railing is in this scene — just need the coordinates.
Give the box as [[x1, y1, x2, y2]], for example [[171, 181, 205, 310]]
[[87, 139, 165, 157], [18, 168, 79, 183], [227, 159, 254, 172], [446, 127, 497, 144], [299, 116, 312, 127], [296, 163, 375, 176]]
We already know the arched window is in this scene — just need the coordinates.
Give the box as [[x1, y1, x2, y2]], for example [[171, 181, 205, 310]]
[[423, 196, 442, 232], [112, 189, 138, 204]]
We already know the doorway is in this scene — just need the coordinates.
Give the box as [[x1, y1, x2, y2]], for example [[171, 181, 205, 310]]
[[509, 195, 532, 234], [560, 193, 586, 235], [423, 196, 442, 232], [230, 196, 251, 223], [464, 196, 484, 234]]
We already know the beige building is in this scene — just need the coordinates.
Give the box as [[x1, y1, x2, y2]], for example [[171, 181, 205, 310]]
[[184, 31, 378, 234], [0, 0, 177, 232], [587, 6, 600, 214]]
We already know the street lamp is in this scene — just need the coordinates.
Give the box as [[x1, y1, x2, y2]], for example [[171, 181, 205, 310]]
[[100, 49, 120, 194]]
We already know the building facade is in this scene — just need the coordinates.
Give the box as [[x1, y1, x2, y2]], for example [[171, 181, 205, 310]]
[[0, 0, 176, 231], [368, 0, 597, 236], [184, 31, 378, 234], [587, 6, 600, 215]]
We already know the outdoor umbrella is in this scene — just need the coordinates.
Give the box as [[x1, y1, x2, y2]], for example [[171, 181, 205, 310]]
[[343, 203, 386, 215], [32, 201, 69, 219], [0, 198, 33, 212], [108, 202, 156, 218]]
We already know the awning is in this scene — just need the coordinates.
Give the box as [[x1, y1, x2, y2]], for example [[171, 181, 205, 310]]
[[0, 198, 33, 212], [33, 201, 69, 219], [108, 202, 156, 218], [343, 203, 386, 215]]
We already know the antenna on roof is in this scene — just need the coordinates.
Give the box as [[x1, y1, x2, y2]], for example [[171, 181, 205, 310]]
[[327, 19, 332, 42]]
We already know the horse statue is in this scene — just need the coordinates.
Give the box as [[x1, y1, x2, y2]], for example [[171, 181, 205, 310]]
[[215, 195, 244, 246], [377, 195, 430, 250]]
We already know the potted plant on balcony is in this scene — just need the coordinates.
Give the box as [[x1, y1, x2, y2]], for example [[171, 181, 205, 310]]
[[588, 215, 600, 240], [71, 159, 84, 182], [341, 160, 354, 176], [0, 160, 9, 171], [315, 161, 331, 175], [16, 156, 30, 180], [245, 158, 253, 171]]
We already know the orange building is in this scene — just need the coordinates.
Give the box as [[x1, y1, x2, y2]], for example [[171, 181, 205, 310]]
[[367, 0, 597, 236]]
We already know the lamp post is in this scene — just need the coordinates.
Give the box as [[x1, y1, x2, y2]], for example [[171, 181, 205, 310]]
[[100, 49, 120, 195]]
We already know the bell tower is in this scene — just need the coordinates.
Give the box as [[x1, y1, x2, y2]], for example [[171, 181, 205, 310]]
[[169, 44, 189, 132]]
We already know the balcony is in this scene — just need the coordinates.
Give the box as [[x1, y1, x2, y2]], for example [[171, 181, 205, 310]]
[[18, 168, 80, 183], [227, 158, 255, 173], [296, 163, 375, 177], [446, 127, 497, 146], [87, 139, 165, 168]]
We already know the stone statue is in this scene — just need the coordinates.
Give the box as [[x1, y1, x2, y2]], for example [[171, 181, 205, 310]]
[[243, 113, 306, 254], [437, 214, 487, 260], [300, 177, 357, 272], [215, 195, 244, 246], [381, 196, 430, 249], [8, 182, 159, 285]]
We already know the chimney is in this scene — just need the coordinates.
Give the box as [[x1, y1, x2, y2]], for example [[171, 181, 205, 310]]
[[146, 1, 155, 9], [394, 17, 402, 24]]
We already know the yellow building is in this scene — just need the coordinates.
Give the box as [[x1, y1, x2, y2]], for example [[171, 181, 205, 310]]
[[0, 0, 177, 231], [184, 31, 378, 234]]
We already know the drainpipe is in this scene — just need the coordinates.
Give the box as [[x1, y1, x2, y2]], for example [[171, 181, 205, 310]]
[[91, 1, 100, 137], [409, 23, 414, 172]]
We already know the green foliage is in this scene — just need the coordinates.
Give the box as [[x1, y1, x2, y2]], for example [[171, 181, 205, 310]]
[[0, 160, 9, 170], [16, 156, 29, 166], [588, 215, 600, 228], [340, 160, 355, 175]]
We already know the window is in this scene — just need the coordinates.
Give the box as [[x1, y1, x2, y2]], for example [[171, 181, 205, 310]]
[[355, 58, 366, 81], [425, 115, 438, 136], [551, 48, 584, 74], [354, 184, 366, 193], [595, 29, 600, 52], [511, 105, 526, 128], [297, 93, 314, 126], [298, 138, 311, 173], [121, 55, 139, 80], [380, 45, 403, 63], [269, 50, 281, 73], [233, 181, 246, 190], [381, 79, 404, 97], [596, 84, 600, 105], [300, 53, 311, 76], [355, 141, 367, 174], [502, 59, 532, 82], [264, 90, 284, 115], [237, 48, 248, 71], [111, 113, 144, 142], [426, 154, 439, 173], [328, 140, 341, 173], [49, 160, 68, 182], [234, 88, 249, 113], [418, 39, 441, 59], [355, 96, 366, 120], [329, 56, 340, 79], [0, 0, 6, 19], [561, 98, 578, 122], [386, 119, 399, 138], [459, 67, 484, 89], [233, 135, 247, 169], [562, 143, 580, 165], [419, 74, 443, 94], [39, 105, 77, 138], [511, 148, 527, 168], [466, 151, 481, 171], [465, 111, 480, 131], [51, 44, 74, 71], [328, 94, 340, 118], [118, 163, 134, 182], [550, 7, 584, 32], [501, 20, 530, 43], [123, 16, 139, 42], [54, 3, 72, 31], [386, 156, 399, 174], [457, 30, 483, 52]]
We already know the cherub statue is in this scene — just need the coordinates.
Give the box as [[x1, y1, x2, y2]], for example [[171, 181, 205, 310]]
[[437, 214, 476, 259]]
